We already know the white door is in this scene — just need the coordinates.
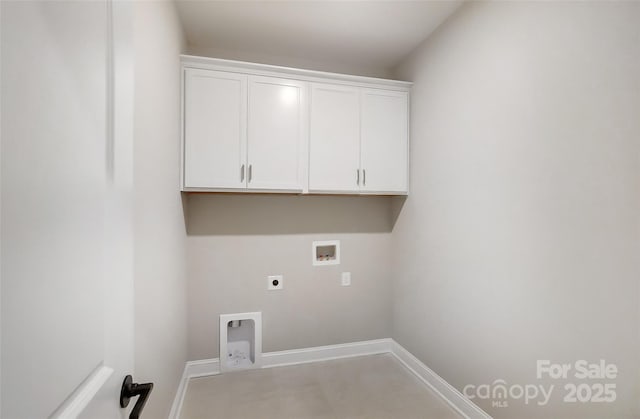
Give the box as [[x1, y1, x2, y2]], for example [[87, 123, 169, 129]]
[[360, 88, 409, 193], [183, 69, 248, 189], [309, 83, 361, 192], [247, 76, 306, 191], [1, 1, 135, 418]]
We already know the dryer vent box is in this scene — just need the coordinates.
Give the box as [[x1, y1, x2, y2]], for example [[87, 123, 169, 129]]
[[312, 240, 340, 266], [220, 312, 262, 372]]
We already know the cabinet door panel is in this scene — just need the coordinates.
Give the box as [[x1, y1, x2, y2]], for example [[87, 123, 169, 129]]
[[247, 76, 306, 191], [360, 89, 408, 193], [309, 83, 361, 192], [184, 69, 247, 189]]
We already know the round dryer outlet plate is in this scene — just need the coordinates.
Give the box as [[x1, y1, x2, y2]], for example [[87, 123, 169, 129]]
[[267, 275, 283, 290]]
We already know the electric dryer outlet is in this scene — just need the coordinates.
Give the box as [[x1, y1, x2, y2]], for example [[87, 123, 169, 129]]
[[267, 275, 283, 290]]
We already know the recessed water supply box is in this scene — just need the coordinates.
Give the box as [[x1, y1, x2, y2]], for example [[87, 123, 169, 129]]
[[219, 312, 262, 372], [312, 240, 340, 266]]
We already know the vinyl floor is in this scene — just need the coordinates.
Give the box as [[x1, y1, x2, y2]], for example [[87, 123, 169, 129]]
[[180, 353, 463, 419]]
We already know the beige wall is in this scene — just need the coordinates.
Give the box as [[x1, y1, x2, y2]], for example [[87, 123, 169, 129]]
[[133, 2, 187, 418], [186, 194, 394, 360], [392, 2, 640, 418]]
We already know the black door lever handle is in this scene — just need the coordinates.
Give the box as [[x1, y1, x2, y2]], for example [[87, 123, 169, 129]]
[[120, 375, 153, 419]]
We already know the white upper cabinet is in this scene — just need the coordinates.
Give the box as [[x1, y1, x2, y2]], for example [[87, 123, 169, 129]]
[[181, 55, 411, 194], [309, 84, 409, 194], [183, 69, 247, 189], [360, 89, 409, 193], [309, 83, 361, 192], [183, 70, 306, 192], [247, 76, 307, 191]]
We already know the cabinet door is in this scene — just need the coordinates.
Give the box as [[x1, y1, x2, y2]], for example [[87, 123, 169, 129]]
[[247, 76, 307, 191], [309, 83, 361, 192], [183, 68, 247, 189], [360, 89, 409, 193]]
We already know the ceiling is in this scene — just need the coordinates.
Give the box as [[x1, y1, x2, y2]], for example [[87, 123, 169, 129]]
[[174, 1, 463, 78]]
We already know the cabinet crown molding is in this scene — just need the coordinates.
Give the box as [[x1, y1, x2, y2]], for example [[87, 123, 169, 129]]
[[181, 55, 412, 91]]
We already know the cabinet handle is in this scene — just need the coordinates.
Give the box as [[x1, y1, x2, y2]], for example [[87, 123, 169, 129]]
[[363, 169, 366, 186], [241, 164, 245, 182], [248, 164, 252, 183], [356, 169, 360, 186]]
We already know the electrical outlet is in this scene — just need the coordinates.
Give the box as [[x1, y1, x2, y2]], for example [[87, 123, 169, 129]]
[[341, 272, 351, 286], [267, 275, 283, 290]]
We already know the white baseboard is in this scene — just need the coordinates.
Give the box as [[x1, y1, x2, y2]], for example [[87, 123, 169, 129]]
[[170, 338, 490, 419], [168, 358, 221, 419], [390, 340, 491, 419], [263, 338, 393, 368]]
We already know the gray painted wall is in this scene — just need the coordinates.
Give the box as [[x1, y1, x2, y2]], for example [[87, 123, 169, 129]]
[[392, 2, 640, 418], [133, 2, 188, 418], [186, 194, 394, 360]]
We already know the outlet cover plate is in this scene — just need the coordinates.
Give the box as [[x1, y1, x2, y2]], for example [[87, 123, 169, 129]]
[[268, 275, 283, 290], [341, 272, 351, 286]]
